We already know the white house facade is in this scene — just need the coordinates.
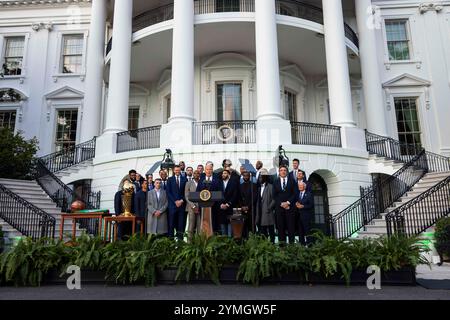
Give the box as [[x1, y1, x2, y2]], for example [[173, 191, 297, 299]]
[[1, 0, 450, 234]]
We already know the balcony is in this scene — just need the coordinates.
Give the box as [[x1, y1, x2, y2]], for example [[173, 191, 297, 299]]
[[106, 0, 359, 55], [114, 121, 343, 153]]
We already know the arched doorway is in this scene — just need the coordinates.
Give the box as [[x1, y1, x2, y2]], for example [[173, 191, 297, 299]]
[[309, 173, 330, 235]]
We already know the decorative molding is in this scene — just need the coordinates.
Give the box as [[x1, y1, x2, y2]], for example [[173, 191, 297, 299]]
[[418, 3, 444, 14], [382, 73, 431, 88], [0, 88, 28, 103], [0, 0, 92, 8], [45, 86, 84, 100], [31, 22, 54, 32], [385, 88, 392, 111], [424, 87, 431, 110]]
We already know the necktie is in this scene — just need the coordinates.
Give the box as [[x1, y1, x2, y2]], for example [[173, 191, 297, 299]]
[[176, 176, 180, 189], [283, 178, 286, 191]]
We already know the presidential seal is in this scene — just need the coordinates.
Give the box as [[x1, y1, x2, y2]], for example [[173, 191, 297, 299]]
[[199, 189, 212, 202]]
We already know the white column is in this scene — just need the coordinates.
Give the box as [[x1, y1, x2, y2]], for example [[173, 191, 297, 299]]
[[96, 0, 132, 157], [170, 0, 194, 122], [80, 0, 107, 142], [103, 0, 133, 134], [255, 0, 292, 146], [160, 0, 194, 149], [322, 0, 366, 151], [322, 0, 355, 128], [355, 0, 388, 136]]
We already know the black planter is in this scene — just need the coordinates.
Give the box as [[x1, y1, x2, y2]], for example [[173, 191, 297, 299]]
[[45, 269, 110, 285]]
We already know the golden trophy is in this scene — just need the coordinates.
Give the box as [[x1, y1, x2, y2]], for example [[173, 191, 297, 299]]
[[120, 181, 135, 217]]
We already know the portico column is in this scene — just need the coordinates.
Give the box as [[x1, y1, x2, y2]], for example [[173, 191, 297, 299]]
[[96, 0, 133, 157], [80, 0, 107, 142], [255, 0, 292, 146], [322, 0, 355, 128], [160, 0, 194, 149], [322, 0, 365, 150], [103, 0, 133, 134], [355, 0, 388, 136]]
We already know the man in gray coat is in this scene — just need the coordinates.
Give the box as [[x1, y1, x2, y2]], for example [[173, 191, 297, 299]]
[[255, 169, 276, 243], [185, 170, 201, 242], [147, 179, 168, 235]]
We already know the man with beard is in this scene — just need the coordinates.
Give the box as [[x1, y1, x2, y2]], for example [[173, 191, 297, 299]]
[[239, 171, 258, 238]]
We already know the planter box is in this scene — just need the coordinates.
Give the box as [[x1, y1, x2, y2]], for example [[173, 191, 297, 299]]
[[40, 266, 416, 286]]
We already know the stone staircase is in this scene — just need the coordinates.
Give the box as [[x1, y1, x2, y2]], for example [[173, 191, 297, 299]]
[[368, 154, 405, 176], [0, 217, 23, 250], [0, 179, 86, 239], [54, 159, 93, 185], [357, 171, 450, 239]]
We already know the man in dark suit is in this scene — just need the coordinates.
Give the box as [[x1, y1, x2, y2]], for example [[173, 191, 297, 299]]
[[273, 166, 298, 244], [239, 171, 257, 237], [218, 169, 239, 237], [289, 158, 307, 183], [296, 181, 314, 246], [196, 163, 221, 233], [166, 165, 188, 240], [159, 169, 169, 190]]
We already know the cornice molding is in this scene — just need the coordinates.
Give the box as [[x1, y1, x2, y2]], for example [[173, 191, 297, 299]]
[[0, 0, 92, 8]]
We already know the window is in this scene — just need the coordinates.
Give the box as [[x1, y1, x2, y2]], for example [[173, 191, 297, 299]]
[[217, 82, 242, 121], [284, 90, 297, 122], [164, 95, 171, 124], [55, 109, 78, 152], [216, 0, 240, 12], [61, 35, 84, 74], [385, 20, 411, 61], [394, 97, 422, 154], [0, 110, 16, 132], [3, 37, 25, 76], [128, 107, 140, 131]]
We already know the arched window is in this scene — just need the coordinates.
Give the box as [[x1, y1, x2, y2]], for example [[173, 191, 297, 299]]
[[309, 173, 331, 235]]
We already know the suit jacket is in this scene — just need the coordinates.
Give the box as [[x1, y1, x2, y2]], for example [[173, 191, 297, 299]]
[[134, 190, 147, 218], [297, 190, 314, 216], [185, 179, 199, 215], [196, 176, 221, 192], [273, 176, 297, 212], [256, 183, 276, 226], [218, 178, 239, 224], [160, 180, 168, 191], [147, 189, 168, 235], [166, 175, 187, 211], [289, 170, 307, 183]]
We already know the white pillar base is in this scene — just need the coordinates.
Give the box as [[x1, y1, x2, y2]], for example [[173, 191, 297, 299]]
[[160, 120, 193, 150], [256, 118, 292, 148], [340, 127, 367, 152], [95, 132, 118, 158]]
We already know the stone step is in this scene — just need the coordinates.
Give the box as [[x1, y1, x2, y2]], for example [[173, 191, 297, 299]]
[[424, 172, 450, 179], [0, 179, 40, 187]]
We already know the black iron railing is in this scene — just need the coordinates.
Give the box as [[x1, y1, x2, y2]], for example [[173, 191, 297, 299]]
[[105, 0, 359, 56], [133, 3, 174, 32], [35, 160, 101, 236], [0, 184, 56, 240], [291, 122, 342, 148], [330, 150, 429, 240], [193, 121, 256, 145], [39, 137, 96, 174], [366, 131, 450, 172], [117, 126, 161, 153], [386, 176, 450, 238]]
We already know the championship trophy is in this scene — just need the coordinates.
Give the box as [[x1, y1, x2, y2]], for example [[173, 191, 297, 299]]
[[120, 181, 135, 217]]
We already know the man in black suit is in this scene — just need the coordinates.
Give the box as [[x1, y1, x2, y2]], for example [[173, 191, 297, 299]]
[[159, 169, 169, 190], [218, 169, 239, 237], [239, 171, 257, 237], [166, 165, 188, 240], [273, 166, 298, 244], [296, 181, 314, 246], [196, 163, 221, 233], [290, 158, 307, 183]]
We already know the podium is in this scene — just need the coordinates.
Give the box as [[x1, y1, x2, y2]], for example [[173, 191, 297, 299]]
[[189, 190, 223, 238]]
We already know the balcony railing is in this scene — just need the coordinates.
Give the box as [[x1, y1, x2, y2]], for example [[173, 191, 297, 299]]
[[117, 126, 162, 153], [193, 121, 256, 145], [291, 122, 342, 148], [105, 0, 359, 55]]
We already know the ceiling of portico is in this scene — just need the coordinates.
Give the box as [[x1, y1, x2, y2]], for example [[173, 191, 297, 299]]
[[128, 20, 360, 83]]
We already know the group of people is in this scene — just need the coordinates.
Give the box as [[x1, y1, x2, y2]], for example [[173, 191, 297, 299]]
[[114, 158, 314, 245]]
